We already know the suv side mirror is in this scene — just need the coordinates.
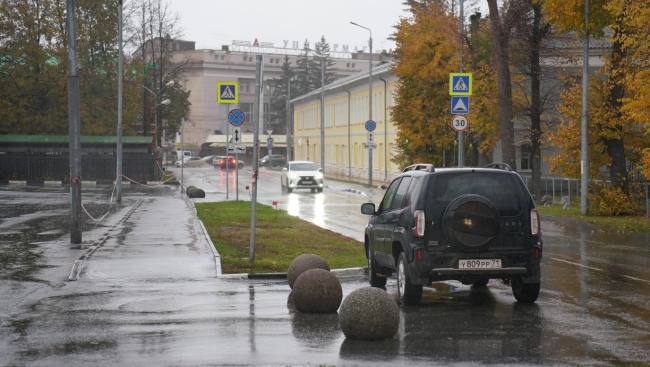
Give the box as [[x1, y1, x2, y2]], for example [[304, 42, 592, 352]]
[[361, 203, 376, 215], [282, 167, 287, 172]]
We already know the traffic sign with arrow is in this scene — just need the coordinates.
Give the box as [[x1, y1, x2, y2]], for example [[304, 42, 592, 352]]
[[232, 127, 241, 144]]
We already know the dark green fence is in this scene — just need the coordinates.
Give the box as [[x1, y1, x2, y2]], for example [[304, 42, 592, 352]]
[[0, 152, 156, 182]]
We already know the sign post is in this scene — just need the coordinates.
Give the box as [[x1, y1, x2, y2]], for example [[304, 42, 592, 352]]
[[365, 120, 376, 186], [450, 73, 472, 167], [226, 107, 245, 200]]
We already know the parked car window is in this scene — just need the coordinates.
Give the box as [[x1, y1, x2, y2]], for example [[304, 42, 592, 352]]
[[390, 176, 413, 210], [431, 172, 523, 214], [379, 178, 401, 214]]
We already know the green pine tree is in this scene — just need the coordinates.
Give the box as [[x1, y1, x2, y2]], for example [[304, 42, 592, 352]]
[[268, 55, 295, 135]]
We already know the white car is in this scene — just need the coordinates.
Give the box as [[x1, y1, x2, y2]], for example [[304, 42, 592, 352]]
[[175, 157, 205, 167], [281, 161, 324, 193]]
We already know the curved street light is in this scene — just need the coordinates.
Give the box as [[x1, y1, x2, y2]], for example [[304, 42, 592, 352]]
[[351, 21, 373, 186]]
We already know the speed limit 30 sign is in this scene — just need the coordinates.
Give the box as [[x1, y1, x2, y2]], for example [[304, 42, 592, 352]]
[[451, 114, 469, 132]]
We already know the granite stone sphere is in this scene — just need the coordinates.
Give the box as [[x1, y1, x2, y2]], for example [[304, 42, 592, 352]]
[[339, 287, 400, 341], [292, 269, 342, 313], [287, 254, 330, 289], [185, 186, 196, 196], [192, 188, 205, 198]]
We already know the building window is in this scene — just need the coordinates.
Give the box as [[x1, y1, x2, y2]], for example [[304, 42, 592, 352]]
[[352, 63, 355, 68], [520, 144, 532, 171], [269, 58, 274, 63], [249, 57, 253, 62], [243, 56, 247, 62], [220, 55, 225, 60]]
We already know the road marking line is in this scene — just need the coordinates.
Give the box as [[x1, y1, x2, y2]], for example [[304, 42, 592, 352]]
[[551, 257, 603, 272], [621, 275, 650, 284], [551, 257, 650, 283]]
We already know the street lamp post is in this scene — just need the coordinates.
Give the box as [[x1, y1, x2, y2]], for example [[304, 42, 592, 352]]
[[117, 0, 123, 202], [320, 57, 325, 170], [286, 78, 292, 161], [142, 82, 173, 148], [351, 21, 373, 186]]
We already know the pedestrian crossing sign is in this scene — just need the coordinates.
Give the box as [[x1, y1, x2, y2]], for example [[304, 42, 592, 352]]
[[449, 73, 472, 96], [217, 82, 239, 103]]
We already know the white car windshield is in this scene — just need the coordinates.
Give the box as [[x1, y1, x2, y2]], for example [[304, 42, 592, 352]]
[[290, 163, 317, 171]]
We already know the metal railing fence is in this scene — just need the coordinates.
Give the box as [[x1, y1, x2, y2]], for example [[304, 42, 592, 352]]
[[0, 152, 155, 182]]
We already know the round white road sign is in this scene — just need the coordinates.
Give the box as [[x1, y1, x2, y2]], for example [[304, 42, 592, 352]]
[[451, 114, 469, 132]]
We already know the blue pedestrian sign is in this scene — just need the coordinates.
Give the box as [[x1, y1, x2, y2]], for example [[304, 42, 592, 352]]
[[449, 73, 472, 96], [451, 96, 470, 114], [217, 82, 239, 103], [228, 109, 245, 126], [365, 120, 376, 132]]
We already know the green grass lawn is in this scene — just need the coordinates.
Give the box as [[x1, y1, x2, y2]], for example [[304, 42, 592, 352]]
[[537, 205, 650, 233], [195, 201, 366, 274]]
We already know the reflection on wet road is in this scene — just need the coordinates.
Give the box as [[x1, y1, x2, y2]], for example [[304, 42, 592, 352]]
[[1, 178, 649, 366]]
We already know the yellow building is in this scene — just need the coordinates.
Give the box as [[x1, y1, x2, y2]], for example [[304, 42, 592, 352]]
[[291, 63, 400, 185]]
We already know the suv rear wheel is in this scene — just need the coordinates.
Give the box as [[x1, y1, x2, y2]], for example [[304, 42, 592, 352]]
[[397, 252, 423, 306], [367, 244, 387, 288], [511, 276, 540, 303]]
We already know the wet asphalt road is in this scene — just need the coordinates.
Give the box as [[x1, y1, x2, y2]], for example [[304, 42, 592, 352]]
[[0, 172, 649, 366]]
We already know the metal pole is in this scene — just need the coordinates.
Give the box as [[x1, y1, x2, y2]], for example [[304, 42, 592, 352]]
[[351, 22, 373, 186], [458, 0, 465, 167], [67, 0, 82, 244], [346, 90, 351, 179], [368, 31, 373, 186], [286, 79, 292, 161], [226, 123, 229, 200], [581, 0, 590, 215], [181, 117, 184, 194], [320, 58, 325, 170], [116, 0, 123, 202], [250, 55, 263, 263]]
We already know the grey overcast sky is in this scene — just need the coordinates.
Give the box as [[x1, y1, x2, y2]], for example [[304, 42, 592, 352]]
[[168, 0, 488, 54]]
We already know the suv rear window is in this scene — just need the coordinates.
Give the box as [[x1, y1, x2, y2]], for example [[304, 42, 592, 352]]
[[430, 172, 524, 215]]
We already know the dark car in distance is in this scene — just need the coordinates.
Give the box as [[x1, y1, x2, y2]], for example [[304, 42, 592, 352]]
[[259, 155, 286, 167], [212, 156, 244, 169], [361, 163, 542, 306]]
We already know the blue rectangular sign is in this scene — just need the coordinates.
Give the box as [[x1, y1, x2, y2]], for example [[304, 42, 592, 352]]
[[451, 96, 469, 114]]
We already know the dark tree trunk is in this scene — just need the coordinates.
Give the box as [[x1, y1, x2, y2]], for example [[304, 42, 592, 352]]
[[529, 2, 543, 202], [606, 28, 628, 193], [487, 0, 516, 170]]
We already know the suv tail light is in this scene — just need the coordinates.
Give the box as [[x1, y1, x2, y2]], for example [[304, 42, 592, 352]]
[[414, 210, 425, 237], [531, 209, 540, 236]]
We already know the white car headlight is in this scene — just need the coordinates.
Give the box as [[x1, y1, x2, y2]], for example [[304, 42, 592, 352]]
[[315, 172, 323, 180], [288, 173, 299, 180]]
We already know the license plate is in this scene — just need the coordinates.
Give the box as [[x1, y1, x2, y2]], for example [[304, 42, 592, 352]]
[[458, 259, 501, 269], [303, 180, 312, 183]]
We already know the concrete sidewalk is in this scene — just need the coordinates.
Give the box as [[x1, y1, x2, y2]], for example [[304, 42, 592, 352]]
[[73, 194, 218, 281]]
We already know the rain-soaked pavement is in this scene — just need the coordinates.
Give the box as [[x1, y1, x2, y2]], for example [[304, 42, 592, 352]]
[[1, 173, 649, 366]]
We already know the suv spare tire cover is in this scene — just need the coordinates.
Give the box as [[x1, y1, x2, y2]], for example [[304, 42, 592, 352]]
[[443, 194, 501, 252]]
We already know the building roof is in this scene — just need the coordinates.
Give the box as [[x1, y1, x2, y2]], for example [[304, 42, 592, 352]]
[[0, 135, 152, 144], [290, 61, 394, 104]]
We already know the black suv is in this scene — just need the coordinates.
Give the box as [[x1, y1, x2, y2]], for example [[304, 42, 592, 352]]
[[361, 163, 542, 305]]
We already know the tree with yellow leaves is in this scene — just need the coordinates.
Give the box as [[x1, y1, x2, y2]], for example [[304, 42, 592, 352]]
[[391, 1, 499, 169], [544, 0, 648, 195]]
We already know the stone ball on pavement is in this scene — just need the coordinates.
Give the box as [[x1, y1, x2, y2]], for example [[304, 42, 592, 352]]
[[192, 188, 205, 198], [292, 269, 342, 313], [287, 254, 330, 289], [339, 287, 399, 341]]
